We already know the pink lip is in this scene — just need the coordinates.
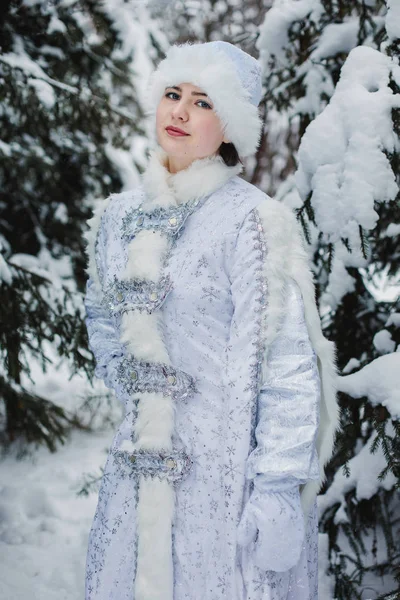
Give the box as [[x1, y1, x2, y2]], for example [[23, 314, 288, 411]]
[[166, 126, 189, 137]]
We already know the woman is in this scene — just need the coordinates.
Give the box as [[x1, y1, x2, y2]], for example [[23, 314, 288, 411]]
[[84, 41, 340, 600]]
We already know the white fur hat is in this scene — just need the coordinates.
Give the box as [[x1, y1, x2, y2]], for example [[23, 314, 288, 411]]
[[146, 41, 263, 158]]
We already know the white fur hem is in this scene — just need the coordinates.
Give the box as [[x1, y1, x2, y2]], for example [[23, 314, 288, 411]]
[[135, 476, 175, 600]]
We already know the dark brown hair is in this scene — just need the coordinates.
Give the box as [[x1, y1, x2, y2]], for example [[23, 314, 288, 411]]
[[218, 142, 241, 167]]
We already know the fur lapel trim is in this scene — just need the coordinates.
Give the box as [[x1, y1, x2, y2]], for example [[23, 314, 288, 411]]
[[256, 199, 341, 521], [120, 216, 175, 599], [141, 145, 243, 210]]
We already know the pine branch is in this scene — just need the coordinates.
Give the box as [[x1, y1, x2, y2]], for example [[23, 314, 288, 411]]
[[341, 237, 352, 253], [327, 242, 335, 273], [376, 592, 400, 600], [76, 469, 104, 497], [0, 57, 139, 125], [359, 225, 369, 260], [0, 375, 91, 453]]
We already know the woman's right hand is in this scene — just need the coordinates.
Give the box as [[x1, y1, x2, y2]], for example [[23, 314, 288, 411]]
[[236, 484, 305, 572]]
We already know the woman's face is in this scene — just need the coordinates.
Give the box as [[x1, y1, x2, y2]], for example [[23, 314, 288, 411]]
[[156, 82, 229, 173]]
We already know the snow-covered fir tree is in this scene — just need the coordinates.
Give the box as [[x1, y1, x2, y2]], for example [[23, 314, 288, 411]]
[[257, 1, 399, 597], [254, 0, 389, 192], [0, 0, 162, 453], [158, 0, 268, 43]]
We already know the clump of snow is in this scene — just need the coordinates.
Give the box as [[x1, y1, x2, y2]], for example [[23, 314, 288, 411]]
[[386, 0, 400, 42], [105, 143, 141, 191], [39, 45, 66, 60], [0, 254, 12, 285], [0, 239, 12, 284], [361, 264, 400, 304], [386, 312, 400, 327], [338, 353, 400, 418], [322, 243, 360, 311], [47, 13, 67, 35], [257, 1, 383, 68], [311, 20, 359, 61], [382, 223, 400, 237], [27, 77, 55, 108], [295, 45, 400, 306], [70, 6, 103, 47], [373, 329, 396, 354], [318, 423, 397, 522], [53, 203, 69, 224], [342, 357, 361, 374], [296, 46, 399, 238], [256, 1, 385, 120], [293, 64, 335, 117], [256, 0, 321, 68], [9, 253, 55, 282], [98, 0, 163, 106], [0, 140, 11, 157], [318, 533, 335, 598], [0, 41, 78, 96]]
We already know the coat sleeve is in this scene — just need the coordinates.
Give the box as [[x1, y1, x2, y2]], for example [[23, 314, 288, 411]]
[[84, 206, 131, 406], [228, 205, 321, 571], [245, 276, 321, 489], [226, 205, 320, 490]]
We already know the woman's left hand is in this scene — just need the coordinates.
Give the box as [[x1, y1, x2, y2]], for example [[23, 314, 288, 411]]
[[236, 485, 306, 572]]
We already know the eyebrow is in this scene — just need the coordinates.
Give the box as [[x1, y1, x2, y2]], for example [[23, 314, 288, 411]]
[[165, 85, 211, 99]]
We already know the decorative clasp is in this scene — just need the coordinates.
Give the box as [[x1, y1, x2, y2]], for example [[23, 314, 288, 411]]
[[112, 447, 194, 485]]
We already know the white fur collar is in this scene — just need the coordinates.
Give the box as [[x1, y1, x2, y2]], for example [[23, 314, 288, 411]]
[[141, 145, 243, 209]]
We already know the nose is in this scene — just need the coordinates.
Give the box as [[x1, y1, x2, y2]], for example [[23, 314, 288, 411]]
[[171, 98, 189, 122]]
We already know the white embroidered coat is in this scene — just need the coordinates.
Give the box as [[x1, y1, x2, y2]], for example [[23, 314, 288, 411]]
[[84, 147, 340, 600]]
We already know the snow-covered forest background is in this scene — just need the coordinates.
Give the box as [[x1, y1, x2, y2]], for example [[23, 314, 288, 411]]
[[0, 0, 399, 598]]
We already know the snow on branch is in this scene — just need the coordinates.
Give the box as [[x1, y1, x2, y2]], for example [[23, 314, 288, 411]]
[[318, 423, 398, 521], [0, 43, 136, 123], [386, 0, 400, 43], [294, 45, 400, 307], [256, 0, 387, 120], [256, 0, 321, 68], [296, 45, 398, 239], [338, 353, 400, 420]]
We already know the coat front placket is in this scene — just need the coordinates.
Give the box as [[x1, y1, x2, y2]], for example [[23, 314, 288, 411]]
[[107, 190, 215, 600]]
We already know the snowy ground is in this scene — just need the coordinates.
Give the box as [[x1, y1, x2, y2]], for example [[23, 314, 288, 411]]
[[0, 351, 122, 600], [0, 427, 113, 600]]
